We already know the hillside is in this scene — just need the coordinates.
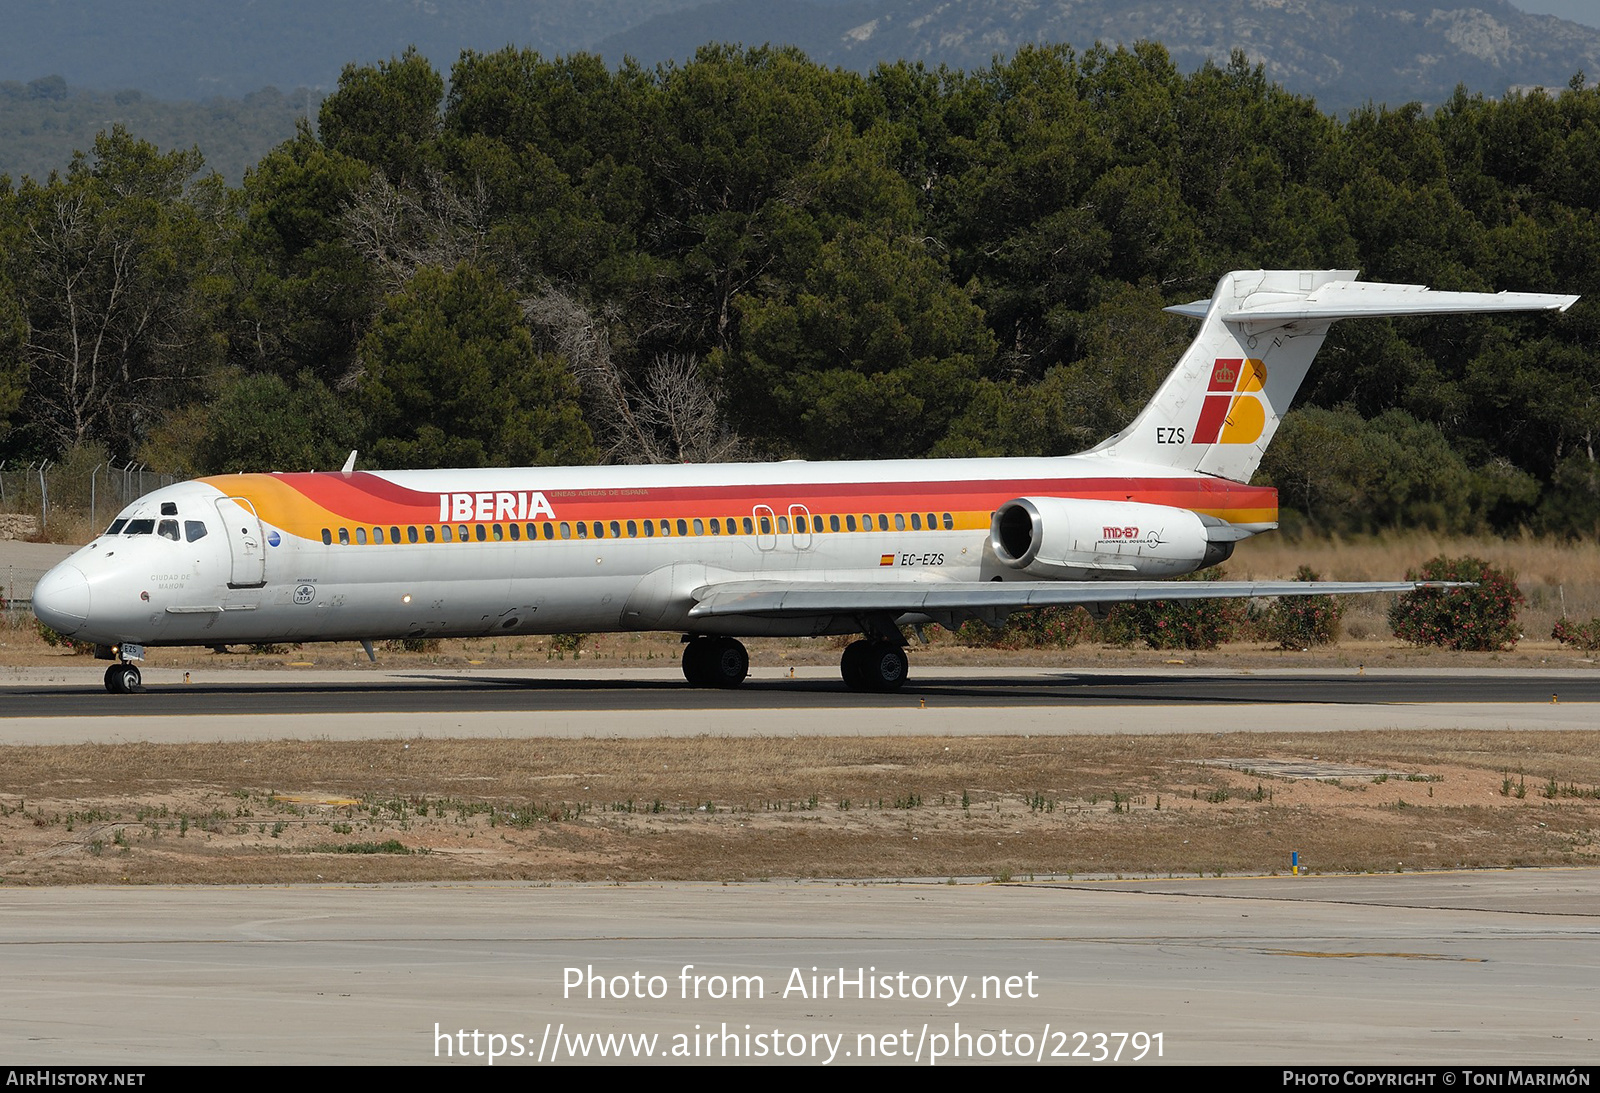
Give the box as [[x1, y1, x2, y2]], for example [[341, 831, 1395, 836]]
[[599, 0, 1600, 113]]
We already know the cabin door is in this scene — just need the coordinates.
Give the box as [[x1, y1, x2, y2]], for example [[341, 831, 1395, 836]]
[[215, 496, 267, 588]]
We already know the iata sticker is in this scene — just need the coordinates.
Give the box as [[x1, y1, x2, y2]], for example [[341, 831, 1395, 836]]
[[293, 584, 316, 605]]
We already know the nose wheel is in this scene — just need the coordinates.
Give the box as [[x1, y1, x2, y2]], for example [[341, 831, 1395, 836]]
[[103, 663, 142, 694]]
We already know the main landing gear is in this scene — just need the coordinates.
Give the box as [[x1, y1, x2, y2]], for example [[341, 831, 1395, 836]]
[[840, 639, 908, 693], [678, 635, 910, 692], [681, 636, 750, 688], [103, 662, 142, 694]]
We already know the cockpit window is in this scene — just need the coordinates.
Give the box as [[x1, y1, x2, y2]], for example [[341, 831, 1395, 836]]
[[184, 520, 208, 542], [124, 519, 155, 535], [157, 519, 180, 541], [107, 519, 127, 535], [160, 502, 178, 516]]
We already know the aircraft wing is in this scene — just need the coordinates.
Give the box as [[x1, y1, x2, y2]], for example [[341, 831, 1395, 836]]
[[687, 579, 1453, 622]]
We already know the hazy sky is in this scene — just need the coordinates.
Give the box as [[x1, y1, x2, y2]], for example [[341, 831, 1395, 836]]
[[1510, 1, 1600, 28]]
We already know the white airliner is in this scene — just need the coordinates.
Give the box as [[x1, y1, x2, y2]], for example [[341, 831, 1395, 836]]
[[32, 269, 1578, 693]]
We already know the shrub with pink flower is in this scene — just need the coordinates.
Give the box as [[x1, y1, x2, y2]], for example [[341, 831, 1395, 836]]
[[1388, 556, 1523, 651]]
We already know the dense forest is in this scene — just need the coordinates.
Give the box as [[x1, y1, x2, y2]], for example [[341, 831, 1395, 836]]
[[0, 42, 1596, 536]]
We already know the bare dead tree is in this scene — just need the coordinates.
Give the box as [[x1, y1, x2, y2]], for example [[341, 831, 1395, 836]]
[[23, 185, 210, 455], [521, 284, 742, 464], [342, 170, 500, 297], [633, 353, 744, 464], [521, 282, 645, 462]]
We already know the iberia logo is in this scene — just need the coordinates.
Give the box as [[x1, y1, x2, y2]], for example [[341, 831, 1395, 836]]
[[1192, 358, 1266, 444]]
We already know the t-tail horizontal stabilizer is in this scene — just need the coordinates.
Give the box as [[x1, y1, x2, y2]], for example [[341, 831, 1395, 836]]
[[1090, 270, 1579, 484]]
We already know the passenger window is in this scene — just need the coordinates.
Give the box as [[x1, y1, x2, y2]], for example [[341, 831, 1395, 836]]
[[408, 526, 419, 543], [373, 527, 384, 544], [509, 523, 520, 541], [829, 515, 840, 532], [610, 521, 621, 539], [777, 516, 789, 533], [862, 514, 874, 530], [927, 513, 936, 529], [846, 515, 857, 531], [425, 525, 436, 543], [709, 518, 721, 535], [441, 525, 453, 542], [660, 520, 672, 537], [576, 522, 587, 539], [458, 524, 469, 542], [185, 520, 208, 542], [880, 514, 891, 530], [813, 515, 824, 532], [626, 520, 637, 537], [543, 523, 555, 540], [911, 513, 922, 531], [339, 528, 350, 545], [943, 512, 953, 530], [692, 518, 704, 536], [492, 524, 503, 541], [895, 513, 906, 531], [643, 520, 654, 538], [158, 519, 180, 541], [475, 524, 487, 542], [742, 517, 754, 535], [562, 522, 573, 539], [356, 528, 368, 545], [321, 528, 332, 545], [759, 516, 772, 534], [391, 526, 401, 543], [676, 519, 688, 536], [592, 522, 605, 540]]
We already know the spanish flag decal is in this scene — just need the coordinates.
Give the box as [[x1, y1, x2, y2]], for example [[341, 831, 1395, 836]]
[[879, 554, 895, 566]]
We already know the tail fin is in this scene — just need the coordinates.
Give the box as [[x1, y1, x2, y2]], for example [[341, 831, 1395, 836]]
[[1086, 269, 1578, 483]]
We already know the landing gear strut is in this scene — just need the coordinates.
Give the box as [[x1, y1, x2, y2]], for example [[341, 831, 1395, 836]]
[[681, 636, 750, 688], [103, 662, 142, 694], [840, 639, 908, 692]]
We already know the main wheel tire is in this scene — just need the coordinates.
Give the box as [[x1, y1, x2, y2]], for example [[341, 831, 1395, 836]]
[[682, 640, 710, 686], [840, 640, 872, 690], [863, 642, 908, 692], [841, 640, 907, 692], [104, 663, 141, 694], [704, 638, 749, 688], [685, 637, 750, 687]]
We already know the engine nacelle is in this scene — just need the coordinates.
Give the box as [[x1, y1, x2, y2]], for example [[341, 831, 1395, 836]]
[[989, 497, 1232, 579]]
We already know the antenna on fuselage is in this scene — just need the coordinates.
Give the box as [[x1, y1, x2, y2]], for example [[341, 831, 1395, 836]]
[[341, 450, 357, 473]]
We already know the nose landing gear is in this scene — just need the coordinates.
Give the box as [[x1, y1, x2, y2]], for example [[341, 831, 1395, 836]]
[[103, 662, 142, 694]]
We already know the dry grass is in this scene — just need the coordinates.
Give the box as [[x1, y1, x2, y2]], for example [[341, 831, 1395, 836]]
[[1231, 532, 1600, 642], [3, 731, 1597, 885]]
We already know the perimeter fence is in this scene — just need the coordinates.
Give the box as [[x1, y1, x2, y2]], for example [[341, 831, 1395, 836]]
[[0, 459, 180, 608]]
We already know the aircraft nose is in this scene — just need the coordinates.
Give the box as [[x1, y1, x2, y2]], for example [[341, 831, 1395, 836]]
[[33, 563, 91, 634]]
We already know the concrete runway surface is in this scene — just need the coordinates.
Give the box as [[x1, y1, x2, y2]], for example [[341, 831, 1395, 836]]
[[1, 872, 1596, 1065], [1, 665, 1598, 742]]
